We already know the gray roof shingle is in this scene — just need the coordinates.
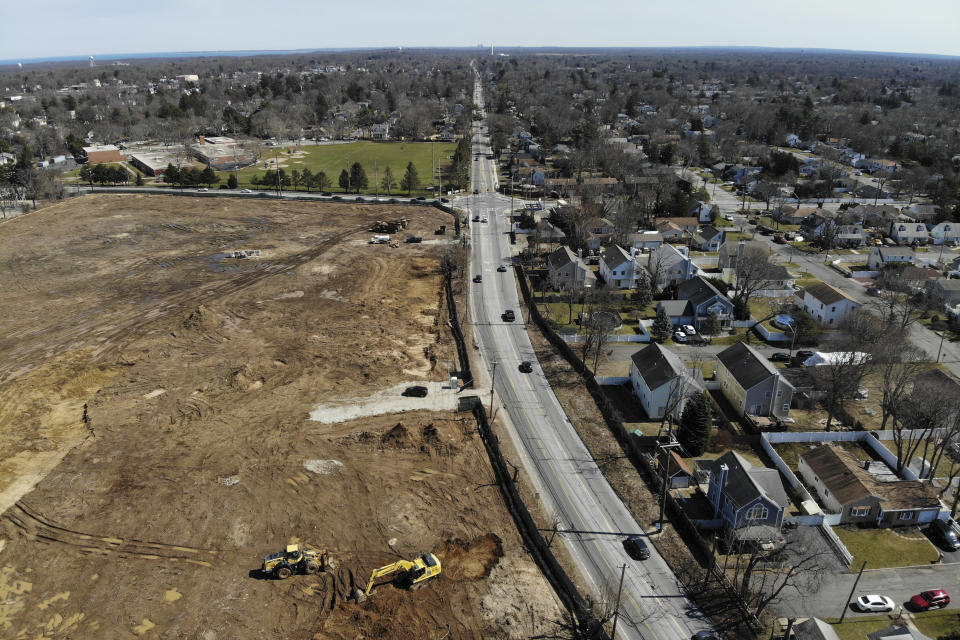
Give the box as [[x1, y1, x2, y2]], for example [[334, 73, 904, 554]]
[[630, 343, 686, 392]]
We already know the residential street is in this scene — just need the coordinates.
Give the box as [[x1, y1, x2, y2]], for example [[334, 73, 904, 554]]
[[458, 69, 714, 640]]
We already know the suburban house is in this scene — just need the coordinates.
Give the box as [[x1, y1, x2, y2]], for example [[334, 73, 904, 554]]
[[547, 246, 597, 291], [657, 276, 735, 330], [599, 245, 639, 289], [889, 220, 929, 245], [836, 223, 867, 247], [655, 217, 699, 242], [929, 221, 960, 246], [629, 231, 664, 252], [797, 445, 943, 527], [692, 225, 725, 252], [629, 343, 696, 420], [585, 217, 615, 249], [802, 283, 861, 327], [648, 243, 699, 290], [793, 618, 841, 640], [701, 450, 790, 530], [534, 219, 567, 242], [856, 204, 900, 228], [691, 201, 713, 223], [867, 246, 914, 270], [931, 278, 960, 306], [855, 157, 900, 174], [718, 240, 764, 270], [867, 624, 933, 640], [370, 123, 390, 140], [716, 342, 794, 418], [902, 203, 941, 222], [801, 212, 835, 238]]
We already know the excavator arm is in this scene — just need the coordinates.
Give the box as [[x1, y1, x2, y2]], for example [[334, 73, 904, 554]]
[[365, 560, 414, 595]]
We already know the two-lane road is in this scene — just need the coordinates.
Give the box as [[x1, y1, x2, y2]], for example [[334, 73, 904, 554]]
[[460, 69, 712, 640]]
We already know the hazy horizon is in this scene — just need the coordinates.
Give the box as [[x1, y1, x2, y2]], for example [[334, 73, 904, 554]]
[[4, 0, 960, 62]]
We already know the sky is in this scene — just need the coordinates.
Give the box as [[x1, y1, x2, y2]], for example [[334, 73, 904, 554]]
[[3, 0, 959, 62]]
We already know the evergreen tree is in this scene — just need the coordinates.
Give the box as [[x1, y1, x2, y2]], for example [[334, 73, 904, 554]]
[[338, 168, 350, 192], [315, 171, 329, 193], [401, 161, 419, 194], [652, 307, 672, 343], [135, 172, 144, 186], [633, 272, 653, 307], [300, 168, 313, 192], [702, 311, 722, 336], [677, 391, 712, 456], [227, 173, 238, 189], [164, 163, 180, 186], [201, 165, 218, 187], [349, 162, 368, 193]]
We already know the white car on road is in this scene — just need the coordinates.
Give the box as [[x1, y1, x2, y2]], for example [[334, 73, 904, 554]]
[[855, 595, 895, 612]]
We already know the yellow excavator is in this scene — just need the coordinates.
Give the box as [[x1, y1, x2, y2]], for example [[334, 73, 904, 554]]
[[364, 552, 441, 596]]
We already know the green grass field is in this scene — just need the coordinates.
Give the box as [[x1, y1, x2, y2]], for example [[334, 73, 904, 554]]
[[224, 141, 458, 196]]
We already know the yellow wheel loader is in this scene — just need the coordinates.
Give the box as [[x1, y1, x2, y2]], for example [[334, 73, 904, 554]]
[[262, 543, 333, 580], [363, 553, 441, 596]]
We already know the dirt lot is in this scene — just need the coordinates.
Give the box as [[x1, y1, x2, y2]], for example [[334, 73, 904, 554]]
[[0, 195, 560, 638]]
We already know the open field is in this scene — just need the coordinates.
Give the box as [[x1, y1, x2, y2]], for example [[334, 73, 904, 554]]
[[0, 194, 560, 638], [228, 141, 458, 196]]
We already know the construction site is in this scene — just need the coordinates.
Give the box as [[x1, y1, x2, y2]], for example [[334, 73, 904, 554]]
[[0, 194, 562, 638]]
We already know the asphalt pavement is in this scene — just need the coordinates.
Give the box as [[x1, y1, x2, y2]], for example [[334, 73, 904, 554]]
[[459, 68, 713, 640]]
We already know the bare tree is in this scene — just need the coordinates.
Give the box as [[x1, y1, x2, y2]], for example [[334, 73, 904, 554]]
[[872, 289, 923, 333], [875, 342, 926, 431], [889, 375, 960, 476], [730, 243, 779, 320]]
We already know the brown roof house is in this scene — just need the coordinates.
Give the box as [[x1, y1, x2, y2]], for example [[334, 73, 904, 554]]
[[797, 444, 943, 527]]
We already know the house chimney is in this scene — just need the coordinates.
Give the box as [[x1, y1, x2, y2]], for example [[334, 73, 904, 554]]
[[577, 248, 583, 259]]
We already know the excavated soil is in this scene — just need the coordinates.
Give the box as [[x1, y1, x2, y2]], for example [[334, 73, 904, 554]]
[[0, 195, 561, 639]]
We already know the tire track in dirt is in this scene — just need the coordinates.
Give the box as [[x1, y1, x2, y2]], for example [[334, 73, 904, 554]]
[[0, 224, 368, 385], [5, 502, 220, 566]]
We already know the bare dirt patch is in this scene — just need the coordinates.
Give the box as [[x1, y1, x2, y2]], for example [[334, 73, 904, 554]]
[[0, 194, 561, 638]]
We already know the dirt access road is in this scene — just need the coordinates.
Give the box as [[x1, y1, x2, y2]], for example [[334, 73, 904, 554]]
[[0, 195, 561, 639]]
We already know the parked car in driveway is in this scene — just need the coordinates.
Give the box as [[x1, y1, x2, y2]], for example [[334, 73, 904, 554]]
[[769, 352, 791, 362], [622, 535, 650, 560], [673, 330, 687, 343], [927, 519, 960, 551], [682, 325, 697, 336], [856, 595, 895, 612], [909, 590, 950, 611]]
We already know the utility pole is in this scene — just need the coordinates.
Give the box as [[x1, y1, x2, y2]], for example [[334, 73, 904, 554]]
[[610, 564, 627, 639], [375, 159, 379, 200], [839, 561, 867, 622], [656, 437, 682, 532], [489, 361, 497, 417]]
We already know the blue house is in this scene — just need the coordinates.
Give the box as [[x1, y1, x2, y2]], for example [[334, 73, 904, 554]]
[[700, 450, 789, 531]]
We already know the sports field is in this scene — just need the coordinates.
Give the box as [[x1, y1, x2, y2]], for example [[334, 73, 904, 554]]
[[227, 141, 458, 196]]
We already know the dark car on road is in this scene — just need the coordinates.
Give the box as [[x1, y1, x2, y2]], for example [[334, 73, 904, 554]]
[[472, 215, 480, 222], [795, 350, 815, 360], [502, 310, 516, 322], [519, 361, 533, 373], [405, 236, 422, 243], [472, 275, 482, 283], [402, 386, 428, 398], [473, 189, 479, 194], [622, 535, 650, 560], [909, 589, 950, 611], [769, 352, 791, 362]]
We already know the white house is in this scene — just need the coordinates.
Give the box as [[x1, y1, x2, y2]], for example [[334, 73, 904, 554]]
[[889, 220, 928, 245], [599, 245, 639, 289], [867, 246, 914, 270], [836, 223, 867, 247], [548, 246, 597, 290], [629, 231, 664, 252], [648, 243, 699, 290], [629, 343, 696, 420], [802, 283, 861, 327], [930, 222, 960, 246]]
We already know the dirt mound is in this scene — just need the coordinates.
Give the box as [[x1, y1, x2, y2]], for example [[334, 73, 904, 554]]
[[380, 422, 411, 446], [436, 533, 503, 581], [181, 304, 221, 331]]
